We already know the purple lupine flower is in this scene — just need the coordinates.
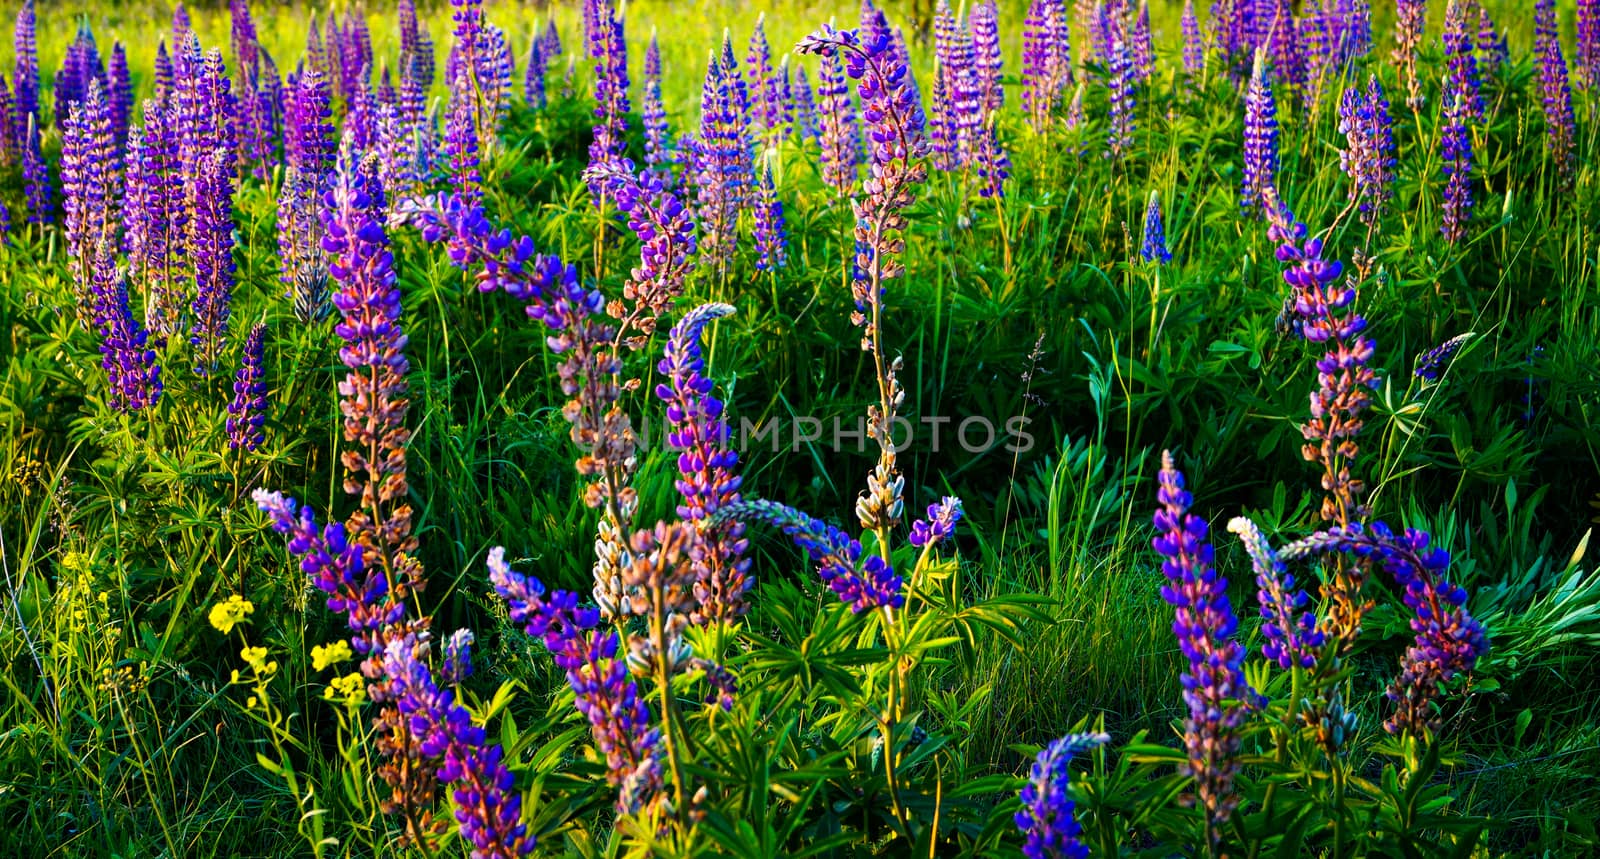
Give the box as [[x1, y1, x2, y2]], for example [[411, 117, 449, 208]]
[[748, 16, 784, 143], [693, 50, 752, 271], [1278, 522, 1488, 735], [523, 32, 547, 109], [445, 82, 483, 205], [1266, 0, 1306, 99], [929, 0, 963, 170], [1129, 1, 1154, 83], [12, 0, 38, 131], [1338, 74, 1395, 229], [231, 0, 262, 78], [715, 498, 904, 613], [487, 548, 664, 813], [909, 496, 963, 549], [971, 0, 1003, 113], [380, 637, 534, 858], [189, 150, 236, 377], [1015, 732, 1109, 859], [1534, 0, 1577, 192], [440, 629, 474, 688], [1240, 52, 1278, 217], [1105, 34, 1136, 161], [1227, 516, 1323, 670], [153, 41, 174, 104], [174, 46, 238, 205], [124, 100, 185, 341], [20, 114, 50, 225], [791, 65, 818, 140], [654, 303, 753, 621], [583, 158, 698, 318], [55, 25, 105, 133], [61, 80, 121, 307], [226, 322, 269, 452], [815, 44, 858, 192], [753, 161, 788, 271], [1392, 0, 1425, 108], [1439, 83, 1474, 244], [1414, 332, 1473, 382], [1441, 0, 1483, 121], [975, 113, 1010, 199], [585, 0, 631, 202], [1022, 0, 1071, 133], [1477, 8, 1509, 80], [1140, 190, 1171, 264], [641, 33, 673, 178], [107, 43, 131, 148], [172, 2, 192, 45], [1151, 451, 1252, 837], [948, 10, 982, 169], [280, 66, 336, 322], [718, 32, 753, 139], [541, 19, 562, 60], [89, 244, 162, 413], [1182, 0, 1204, 76], [1579, 0, 1600, 91], [0, 74, 16, 167]]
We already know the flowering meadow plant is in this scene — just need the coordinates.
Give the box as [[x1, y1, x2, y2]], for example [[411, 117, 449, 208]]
[[0, 2, 1596, 858]]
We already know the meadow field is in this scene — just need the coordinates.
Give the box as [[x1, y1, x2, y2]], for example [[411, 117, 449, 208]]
[[2, 0, 1599, 855]]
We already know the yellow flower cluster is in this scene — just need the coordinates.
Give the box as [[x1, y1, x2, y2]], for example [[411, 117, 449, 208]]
[[324, 672, 367, 707], [208, 595, 255, 634], [311, 640, 353, 672]]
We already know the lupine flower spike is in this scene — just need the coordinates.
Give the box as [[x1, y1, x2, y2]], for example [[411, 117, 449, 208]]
[[1534, 0, 1577, 192], [1016, 732, 1110, 859], [226, 323, 269, 452], [1140, 190, 1171, 264]]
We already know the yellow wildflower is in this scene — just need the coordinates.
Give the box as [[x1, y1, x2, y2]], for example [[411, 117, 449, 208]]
[[311, 641, 353, 672], [208, 595, 255, 634], [324, 672, 367, 707]]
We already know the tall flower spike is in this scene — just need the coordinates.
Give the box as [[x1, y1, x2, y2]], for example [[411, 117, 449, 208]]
[[791, 65, 818, 140], [1227, 516, 1323, 670], [1414, 332, 1473, 383], [693, 50, 752, 272], [89, 243, 163, 413], [641, 32, 674, 179], [12, 0, 38, 129], [971, 0, 1003, 113], [815, 42, 858, 192], [748, 16, 783, 143], [714, 499, 903, 613], [1016, 732, 1110, 859], [488, 548, 664, 813], [584, 0, 631, 201], [1581, 0, 1600, 91], [1152, 451, 1253, 839], [753, 160, 788, 271], [1441, 0, 1483, 122], [1438, 79, 1474, 244], [1241, 51, 1278, 217], [1181, 0, 1203, 77], [656, 303, 752, 622], [1393, 0, 1425, 107], [1105, 32, 1136, 161], [1337, 74, 1396, 230], [381, 638, 534, 858], [1140, 190, 1171, 264], [21, 113, 51, 225], [226, 322, 269, 452], [188, 150, 237, 377], [1534, 0, 1577, 192], [61, 80, 121, 318], [124, 100, 185, 341]]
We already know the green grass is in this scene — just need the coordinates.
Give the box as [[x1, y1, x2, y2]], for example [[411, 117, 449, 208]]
[[3, 0, 1600, 856]]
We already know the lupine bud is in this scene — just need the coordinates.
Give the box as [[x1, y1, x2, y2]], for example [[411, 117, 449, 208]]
[[226, 322, 269, 451]]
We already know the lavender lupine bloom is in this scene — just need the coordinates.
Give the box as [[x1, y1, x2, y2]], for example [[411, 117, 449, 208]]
[[1181, 0, 1203, 76], [1152, 451, 1253, 837], [1240, 52, 1278, 217], [1016, 732, 1110, 859], [791, 65, 818, 140], [1476, 9, 1509, 81], [641, 33, 674, 179], [153, 41, 174, 104], [1534, 0, 1577, 192], [1441, 0, 1482, 122], [748, 16, 784, 143], [1414, 332, 1473, 382], [971, 0, 1003, 113], [1021, 0, 1070, 133], [1105, 35, 1137, 161], [753, 161, 788, 271], [655, 304, 753, 622], [1140, 190, 1171, 264], [189, 150, 236, 377], [445, 84, 483, 205], [582, 158, 698, 325], [107, 43, 131, 148], [89, 244, 162, 413], [715, 498, 904, 613], [1439, 85, 1474, 245], [1227, 516, 1323, 670], [125, 101, 185, 340], [1393, 0, 1425, 108], [975, 113, 1010, 199], [693, 51, 752, 270], [226, 322, 269, 452], [381, 638, 534, 858], [0, 75, 14, 167], [929, 1, 962, 170], [280, 66, 336, 322], [13, 0, 38, 132], [908, 497, 963, 549], [174, 47, 238, 207], [60, 81, 121, 307], [1581, 0, 1600, 91], [55, 25, 105, 133], [523, 36, 547, 109], [1129, 1, 1154, 84], [20, 114, 49, 224], [815, 45, 858, 192], [231, 0, 262, 80], [1279, 522, 1488, 735], [487, 548, 665, 813], [585, 0, 631, 202], [1338, 75, 1396, 229]]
